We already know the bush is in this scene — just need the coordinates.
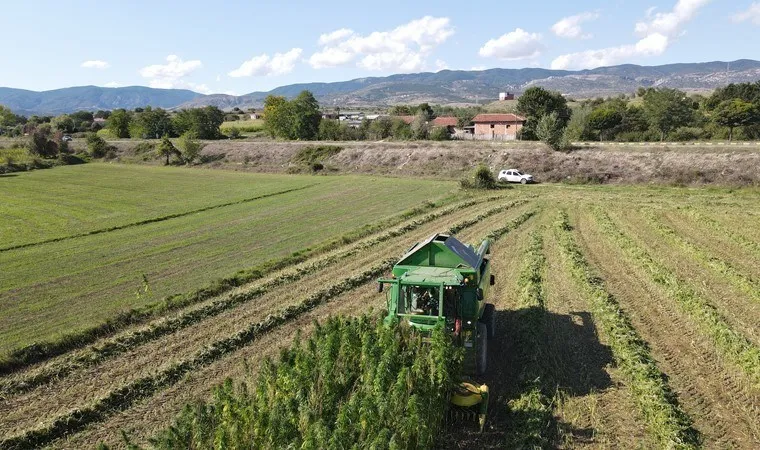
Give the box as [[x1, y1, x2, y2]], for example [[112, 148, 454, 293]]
[[177, 133, 204, 164], [227, 128, 241, 139], [86, 133, 109, 158], [668, 126, 705, 141], [461, 164, 498, 190], [293, 145, 343, 164], [429, 126, 450, 141], [535, 113, 568, 151], [26, 126, 59, 158], [133, 142, 155, 154]]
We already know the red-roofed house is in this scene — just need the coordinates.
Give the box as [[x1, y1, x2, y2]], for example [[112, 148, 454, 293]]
[[471, 113, 526, 140], [395, 115, 416, 124]]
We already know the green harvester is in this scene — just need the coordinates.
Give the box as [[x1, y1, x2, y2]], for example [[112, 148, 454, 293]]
[[378, 233, 496, 431]]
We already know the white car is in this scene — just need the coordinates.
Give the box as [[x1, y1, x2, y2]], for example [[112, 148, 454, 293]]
[[498, 169, 534, 184]]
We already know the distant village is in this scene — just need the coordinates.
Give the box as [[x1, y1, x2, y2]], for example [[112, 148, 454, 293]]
[[318, 91, 525, 141]]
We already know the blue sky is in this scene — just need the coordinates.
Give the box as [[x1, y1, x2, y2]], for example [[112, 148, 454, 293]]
[[3, 0, 759, 95]]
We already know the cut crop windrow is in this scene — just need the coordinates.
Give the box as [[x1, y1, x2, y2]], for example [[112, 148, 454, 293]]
[[681, 206, 760, 262], [591, 208, 760, 390], [0, 194, 504, 376], [644, 209, 760, 304], [503, 229, 556, 449], [555, 211, 700, 449], [0, 211, 537, 449], [0, 197, 527, 396]]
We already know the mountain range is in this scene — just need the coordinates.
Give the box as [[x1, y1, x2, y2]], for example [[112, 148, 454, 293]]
[[3, 60, 760, 115]]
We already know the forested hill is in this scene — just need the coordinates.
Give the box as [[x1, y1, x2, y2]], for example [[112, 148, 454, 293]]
[[2, 60, 760, 115]]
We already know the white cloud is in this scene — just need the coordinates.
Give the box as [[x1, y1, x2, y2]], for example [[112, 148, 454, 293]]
[[309, 16, 454, 72], [478, 28, 544, 60], [318, 28, 354, 45], [634, 0, 710, 36], [139, 55, 208, 93], [551, 12, 600, 39], [103, 81, 121, 88], [81, 60, 110, 69], [732, 2, 760, 24], [228, 48, 302, 77], [470, 65, 488, 71], [551, 0, 710, 70], [435, 59, 449, 71]]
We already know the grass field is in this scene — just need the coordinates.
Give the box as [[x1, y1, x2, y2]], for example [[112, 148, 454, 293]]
[[220, 119, 265, 133], [0, 166, 758, 449], [0, 147, 32, 166], [0, 164, 457, 355]]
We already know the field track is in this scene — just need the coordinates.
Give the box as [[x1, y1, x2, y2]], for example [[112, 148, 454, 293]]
[[0, 176, 759, 448]]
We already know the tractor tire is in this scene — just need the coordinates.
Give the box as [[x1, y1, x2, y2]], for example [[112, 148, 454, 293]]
[[482, 303, 496, 339], [476, 323, 488, 375]]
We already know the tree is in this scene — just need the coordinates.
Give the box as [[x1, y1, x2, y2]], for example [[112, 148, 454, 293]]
[[410, 111, 429, 140], [177, 132, 204, 163], [134, 107, 174, 139], [0, 105, 26, 127], [429, 126, 450, 141], [51, 115, 75, 133], [172, 106, 224, 140], [416, 103, 434, 120], [587, 107, 623, 141], [391, 118, 412, 140], [642, 88, 694, 141], [369, 116, 394, 140], [291, 91, 321, 140], [535, 113, 566, 151], [26, 124, 58, 158], [318, 119, 341, 140], [517, 87, 571, 140], [713, 99, 759, 141], [263, 95, 293, 139], [107, 109, 132, 138], [390, 105, 412, 116], [86, 133, 109, 158], [156, 137, 180, 165]]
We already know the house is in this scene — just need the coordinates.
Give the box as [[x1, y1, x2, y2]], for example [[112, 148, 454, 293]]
[[471, 113, 526, 140], [249, 112, 261, 120], [499, 92, 515, 101]]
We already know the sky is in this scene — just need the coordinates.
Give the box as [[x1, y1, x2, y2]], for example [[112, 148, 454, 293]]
[[2, 0, 759, 95]]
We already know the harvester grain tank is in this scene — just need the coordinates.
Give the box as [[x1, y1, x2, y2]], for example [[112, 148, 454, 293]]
[[377, 233, 496, 431]]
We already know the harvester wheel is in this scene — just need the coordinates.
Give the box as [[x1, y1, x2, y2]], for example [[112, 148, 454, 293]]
[[476, 323, 488, 375], [482, 303, 496, 339]]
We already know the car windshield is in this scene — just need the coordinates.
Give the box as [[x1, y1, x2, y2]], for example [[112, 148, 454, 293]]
[[515, 171, 523, 175]]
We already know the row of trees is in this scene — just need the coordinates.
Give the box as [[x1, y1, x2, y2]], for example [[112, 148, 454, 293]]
[[264, 91, 450, 141], [105, 105, 225, 140], [566, 83, 760, 143]]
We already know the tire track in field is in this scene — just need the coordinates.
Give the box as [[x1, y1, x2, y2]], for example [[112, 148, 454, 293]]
[[0, 206, 536, 448], [0, 184, 318, 253], [575, 209, 760, 448], [57, 206, 538, 449]]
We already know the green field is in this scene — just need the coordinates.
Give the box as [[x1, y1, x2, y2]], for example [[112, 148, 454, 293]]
[[0, 164, 456, 353], [220, 119, 265, 133]]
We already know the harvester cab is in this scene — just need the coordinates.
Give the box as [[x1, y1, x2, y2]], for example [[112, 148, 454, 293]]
[[378, 233, 496, 431]]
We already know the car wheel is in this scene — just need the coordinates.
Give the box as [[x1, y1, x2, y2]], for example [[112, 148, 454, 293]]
[[520, 178, 527, 184]]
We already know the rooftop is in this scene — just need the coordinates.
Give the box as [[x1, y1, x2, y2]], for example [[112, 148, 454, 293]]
[[471, 113, 526, 123]]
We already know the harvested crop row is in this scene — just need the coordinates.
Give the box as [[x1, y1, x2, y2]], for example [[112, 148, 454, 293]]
[[644, 209, 760, 305], [0, 210, 537, 449], [592, 208, 760, 390], [64, 207, 539, 449], [0, 201, 525, 435], [502, 229, 555, 449], [681, 207, 760, 263], [0, 194, 494, 376], [0, 198, 525, 398], [555, 211, 699, 449]]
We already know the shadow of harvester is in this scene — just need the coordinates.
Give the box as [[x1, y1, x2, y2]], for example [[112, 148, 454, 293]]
[[442, 307, 614, 450]]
